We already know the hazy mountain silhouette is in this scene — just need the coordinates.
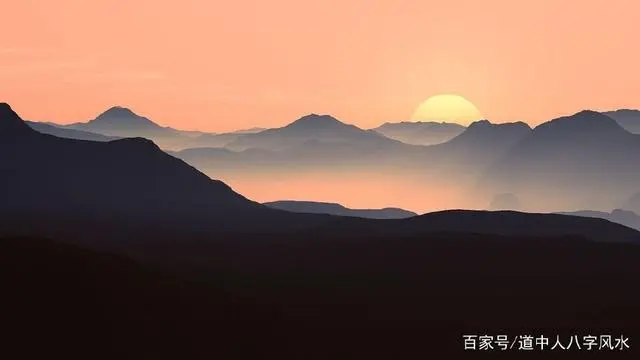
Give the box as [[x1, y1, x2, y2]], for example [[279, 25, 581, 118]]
[[423, 120, 531, 173], [26, 120, 118, 142], [555, 209, 640, 231], [64, 106, 191, 149], [0, 103, 331, 234], [224, 114, 406, 152], [231, 127, 266, 134], [173, 114, 426, 175], [478, 110, 640, 211], [604, 109, 640, 134], [265, 200, 417, 219], [178, 132, 245, 150], [372, 121, 465, 146], [624, 193, 640, 214], [488, 193, 522, 210]]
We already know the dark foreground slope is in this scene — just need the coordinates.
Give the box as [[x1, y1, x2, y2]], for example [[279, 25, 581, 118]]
[[0, 103, 331, 234], [3, 234, 640, 359]]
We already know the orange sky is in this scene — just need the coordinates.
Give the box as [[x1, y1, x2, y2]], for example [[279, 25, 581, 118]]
[[1, 0, 639, 132]]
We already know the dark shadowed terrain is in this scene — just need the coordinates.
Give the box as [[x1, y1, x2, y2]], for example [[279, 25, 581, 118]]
[[3, 232, 640, 359]]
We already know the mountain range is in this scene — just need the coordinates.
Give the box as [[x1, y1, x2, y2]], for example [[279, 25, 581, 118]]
[[0, 103, 336, 236], [18, 105, 640, 215], [6, 101, 640, 243], [478, 110, 640, 211], [6, 101, 640, 357]]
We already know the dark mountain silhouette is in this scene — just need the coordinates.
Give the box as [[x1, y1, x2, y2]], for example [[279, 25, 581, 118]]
[[26, 120, 117, 142], [317, 210, 640, 243], [478, 110, 640, 211], [64, 106, 191, 149], [265, 200, 417, 219], [5, 103, 640, 242], [0, 103, 331, 234], [488, 193, 522, 210], [224, 114, 407, 152], [556, 209, 640, 231], [604, 109, 640, 134], [372, 121, 465, 146], [5, 233, 640, 359], [68, 106, 169, 134], [422, 120, 531, 173]]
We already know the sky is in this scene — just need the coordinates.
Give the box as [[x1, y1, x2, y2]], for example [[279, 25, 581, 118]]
[[1, 0, 639, 132]]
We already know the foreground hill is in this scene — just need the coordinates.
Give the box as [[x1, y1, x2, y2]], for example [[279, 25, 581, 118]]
[[265, 200, 417, 219], [3, 233, 640, 358], [0, 103, 329, 234], [555, 209, 640, 231], [314, 210, 640, 243]]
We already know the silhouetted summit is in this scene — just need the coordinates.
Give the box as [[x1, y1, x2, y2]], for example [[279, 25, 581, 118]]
[[0, 104, 332, 233], [63, 106, 191, 149], [224, 113, 403, 151], [286, 114, 346, 130], [534, 110, 627, 136], [81, 106, 164, 132], [0, 103, 34, 137], [424, 119, 531, 169]]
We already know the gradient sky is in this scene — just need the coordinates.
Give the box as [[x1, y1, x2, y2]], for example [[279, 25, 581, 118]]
[[1, 0, 638, 132]]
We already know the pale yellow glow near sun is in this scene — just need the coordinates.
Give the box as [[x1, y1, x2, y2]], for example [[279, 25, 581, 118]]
[[411, 94, 484, 126]]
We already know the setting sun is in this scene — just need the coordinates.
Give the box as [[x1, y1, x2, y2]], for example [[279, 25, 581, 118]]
[[411, 94, 484, 126]]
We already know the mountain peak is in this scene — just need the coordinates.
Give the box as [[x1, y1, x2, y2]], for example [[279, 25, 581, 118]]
[[534, 110, 625, 134], [89, 106, 159, 130], [96, 106, 140, 120], [0, 103, 35, 137], [466, 119, 530, 132], [287, 114, 345, 129]]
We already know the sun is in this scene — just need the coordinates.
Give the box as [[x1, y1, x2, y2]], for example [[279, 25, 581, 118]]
[[411, 94, 483, 126]]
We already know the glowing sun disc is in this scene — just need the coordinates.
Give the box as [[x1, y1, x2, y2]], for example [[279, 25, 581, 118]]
[[412, 94, 483, 126]]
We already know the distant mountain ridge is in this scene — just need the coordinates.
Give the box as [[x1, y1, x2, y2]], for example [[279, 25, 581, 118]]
[[0, 102, 334, 235], [265, 200, 417, 219], [224, 113, 405, 152], [604, 109, 640, 134], [478, 110, 640, 211], [26, 121, 117, 142], [372, 121, 466, 146], [61, 106, 191, 149]]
